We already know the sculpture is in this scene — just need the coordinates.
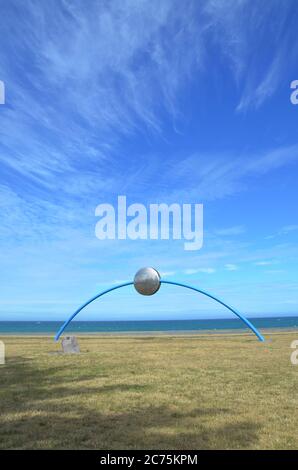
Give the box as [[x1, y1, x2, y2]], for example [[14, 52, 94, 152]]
[[55, 267, 265, 342]]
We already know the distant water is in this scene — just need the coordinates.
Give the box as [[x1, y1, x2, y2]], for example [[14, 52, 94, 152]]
[[0, 317, 297, 335]]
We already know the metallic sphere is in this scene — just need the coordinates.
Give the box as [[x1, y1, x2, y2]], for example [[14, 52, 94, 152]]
[[134, 267, 161, 296]]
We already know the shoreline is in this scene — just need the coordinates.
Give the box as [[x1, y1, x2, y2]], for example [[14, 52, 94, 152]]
[[1, 327, 297, 338]]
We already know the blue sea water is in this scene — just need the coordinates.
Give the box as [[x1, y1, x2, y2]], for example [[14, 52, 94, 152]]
[[0, 317, 297, 335]]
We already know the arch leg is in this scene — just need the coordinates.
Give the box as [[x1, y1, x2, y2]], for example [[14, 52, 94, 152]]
[[161, 280, 265, 342], [55, 282, 133, 341]]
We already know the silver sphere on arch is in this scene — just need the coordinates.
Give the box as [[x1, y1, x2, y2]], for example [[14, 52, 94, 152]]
[[134, 267, 161, 296]]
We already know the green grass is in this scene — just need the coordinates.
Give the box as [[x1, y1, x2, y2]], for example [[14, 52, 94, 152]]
[[0, 332, 297, 449]]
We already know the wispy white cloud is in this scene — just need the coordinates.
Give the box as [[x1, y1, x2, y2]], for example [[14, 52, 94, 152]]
[[265, 224, 298, 240], [281, 225, 298, 234], [254, 260, 276, 266], [236, 51, 283, 111], [215, 226, 245, 236], [183, 268, 216, 275], [160, 271, 176, 277], [164, 144, 298, 202], [205, 0, 297, 111], [225, 264, 238, 271], [0, 0, 205, 187], [1, 0, 296, 193], [265, 269, 286, 275]]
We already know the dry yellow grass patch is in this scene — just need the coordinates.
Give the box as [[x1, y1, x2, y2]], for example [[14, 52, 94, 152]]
[[0, 332, 297, 449]]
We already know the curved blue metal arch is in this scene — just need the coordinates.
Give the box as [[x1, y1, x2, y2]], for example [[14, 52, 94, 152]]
[[55, 280, 265, 342], [54, 282, 133, 341], [161, 281, 265, 342]]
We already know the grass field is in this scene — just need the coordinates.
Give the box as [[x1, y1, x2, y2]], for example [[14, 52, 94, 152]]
[[0, 331, 297, 449]]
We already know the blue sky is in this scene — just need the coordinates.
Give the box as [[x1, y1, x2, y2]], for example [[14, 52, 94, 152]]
[[0, 0, 298, 321]]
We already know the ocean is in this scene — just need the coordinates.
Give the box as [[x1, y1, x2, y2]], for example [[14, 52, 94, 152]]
[[0, 317, 297, 335]]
